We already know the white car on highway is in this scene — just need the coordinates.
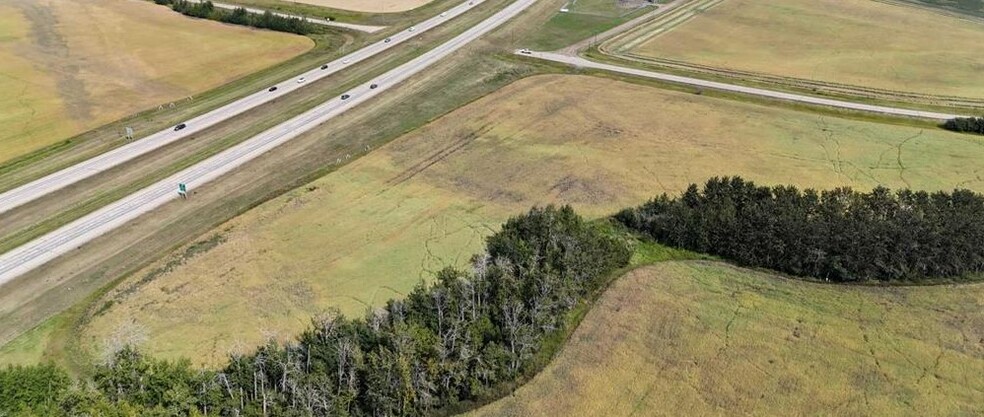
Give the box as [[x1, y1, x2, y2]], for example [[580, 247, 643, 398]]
[[297, 77, 306, 83]]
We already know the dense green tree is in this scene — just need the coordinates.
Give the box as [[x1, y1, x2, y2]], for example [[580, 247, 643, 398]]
[[943, 116, 984, 134], [617, 177, 984, 282]]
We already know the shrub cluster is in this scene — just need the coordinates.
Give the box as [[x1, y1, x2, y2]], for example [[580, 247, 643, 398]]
[[942, 117, 984, 135], [153, 0, 314, 34], [0, 206, 630, 416], [616, 177, 984, 282]]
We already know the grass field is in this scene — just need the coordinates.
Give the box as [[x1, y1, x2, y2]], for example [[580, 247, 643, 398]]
[[527, 0, 654, 50], [58, 74, 984, 366], [467, 261, 984, 416], [282, 0, 435, 13], [0, 0, 312, 164], [899, 0, 984, 18], [628, 0, 984, 100]]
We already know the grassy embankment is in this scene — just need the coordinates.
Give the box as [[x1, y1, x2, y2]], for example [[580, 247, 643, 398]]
[[525, 0, 656, 51]]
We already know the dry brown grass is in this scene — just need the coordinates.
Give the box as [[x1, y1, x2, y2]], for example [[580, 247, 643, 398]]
[[629, 0, 984, 99], [76, 74, 984, 366], [0, 0, 312, 163], [468, 261, 984, 417], [281, 0, 435, 13]]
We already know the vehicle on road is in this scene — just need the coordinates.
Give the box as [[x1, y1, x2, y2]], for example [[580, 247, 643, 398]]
[[441, 12, 447, 16], [173, 123, 187, 131], [343, 59, 350, 64], [321, 64, 328, 70], [385, 37, 392, 43], [409, 26, 416, 32], [268, 86, 278, 92], [370, 83, 378, 89], [341, 94, 351, 100], [520, 48, 532, 54], [297, 77, 306, 83]]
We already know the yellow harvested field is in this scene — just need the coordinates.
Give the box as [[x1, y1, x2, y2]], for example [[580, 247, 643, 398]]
[[79, 74, 984, 366], [284, 0, 434, 13], [630, 0, 984, 99], [0, 0, 312, 163], [468, 261, 984, 417]]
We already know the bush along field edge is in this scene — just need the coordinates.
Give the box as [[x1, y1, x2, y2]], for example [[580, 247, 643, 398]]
[[3, 177, 984, 415]]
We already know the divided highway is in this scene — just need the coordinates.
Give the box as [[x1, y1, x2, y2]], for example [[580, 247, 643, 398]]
[[0, 0, 538, 286], [526, 51, 966, 120], [0, 0, 486, 215]]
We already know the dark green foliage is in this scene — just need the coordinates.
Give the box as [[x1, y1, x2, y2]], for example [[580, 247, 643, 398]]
[[898, 0, 984, 17], [0, 364, 71, 414], [617, 177, 984, 282], [943, 117, 984, 135], [93, 347, 206, 414], [0, 206, 629, 416], [190, 205, 630, 415], [152, 0, 314, 34]]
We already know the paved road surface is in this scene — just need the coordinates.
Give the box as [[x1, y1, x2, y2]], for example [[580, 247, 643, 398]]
[[0, 0, 481, 215], [527, 51, 965, 120], [0, 0, 537, 286], [191, 0, 387, 33]]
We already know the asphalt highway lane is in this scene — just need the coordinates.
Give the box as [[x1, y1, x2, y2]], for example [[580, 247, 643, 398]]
[[0, 0, 538, 286], [0, 0, 489, 215]]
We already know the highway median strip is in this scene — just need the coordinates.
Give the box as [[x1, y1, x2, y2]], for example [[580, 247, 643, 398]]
[[0, 0, 486, 216], [0, 0, 539, 287]]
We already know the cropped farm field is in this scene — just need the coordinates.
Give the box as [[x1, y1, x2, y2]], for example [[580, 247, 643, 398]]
[[61, 74, 984, 366], [629, 0, 984, 99], [0, 0, 312, 164], [468, 261, 984, 417]]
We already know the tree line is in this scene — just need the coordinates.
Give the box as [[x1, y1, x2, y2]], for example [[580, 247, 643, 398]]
[[0, 206, 631, 416], [153, 0, 315, 35], [5, 179, 984, 415], [616, 176, 984, 282], [942, 116, 984, 135]]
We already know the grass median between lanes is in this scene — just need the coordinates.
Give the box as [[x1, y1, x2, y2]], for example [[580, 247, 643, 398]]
[[0, 0, 543, 371], [0, 29, 350, 194], [0, 0, 513, 256]]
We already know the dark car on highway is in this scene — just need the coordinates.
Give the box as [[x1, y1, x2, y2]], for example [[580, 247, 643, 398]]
[[321, 64, 328, 70], [341, 94, 351, 100], [174, 123, 187, 131], [268, 86, 278, 92], [370, 83, 378, 89]]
